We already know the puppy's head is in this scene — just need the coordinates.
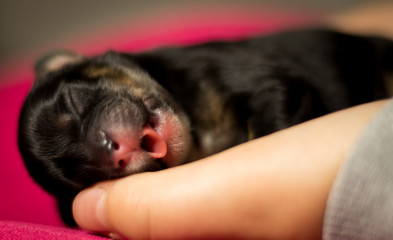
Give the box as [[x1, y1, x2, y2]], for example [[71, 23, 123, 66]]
[[18, 50, 192, 197]]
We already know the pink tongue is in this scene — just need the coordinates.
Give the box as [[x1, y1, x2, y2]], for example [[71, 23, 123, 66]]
[[141, 125, 167, 159]]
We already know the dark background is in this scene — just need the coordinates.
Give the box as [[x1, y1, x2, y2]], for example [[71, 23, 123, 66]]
[[0, 0, 389, 62]]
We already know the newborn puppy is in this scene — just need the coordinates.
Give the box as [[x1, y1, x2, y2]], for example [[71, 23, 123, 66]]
[[18, 28, 393, 225]]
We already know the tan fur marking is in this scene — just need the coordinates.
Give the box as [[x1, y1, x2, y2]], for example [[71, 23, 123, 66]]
[[82, 65, 144, 91], [82, 66, 129, 82], [384, 72, 393, 97], [57, 114, 72, 129], [196, 81, 239, 154], [247, 118, 256, 140]]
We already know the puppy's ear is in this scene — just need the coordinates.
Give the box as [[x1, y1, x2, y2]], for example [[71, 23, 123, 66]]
[[35, 50, 85, 77]]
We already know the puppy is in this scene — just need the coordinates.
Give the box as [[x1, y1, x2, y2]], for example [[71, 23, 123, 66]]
[[18, 28, 393, 225]]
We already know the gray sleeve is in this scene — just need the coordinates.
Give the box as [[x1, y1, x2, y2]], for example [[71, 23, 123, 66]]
[[323, 100, 393, 240]]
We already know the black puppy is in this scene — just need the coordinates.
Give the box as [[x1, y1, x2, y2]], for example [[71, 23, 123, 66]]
[[18, 28, 393, 225]]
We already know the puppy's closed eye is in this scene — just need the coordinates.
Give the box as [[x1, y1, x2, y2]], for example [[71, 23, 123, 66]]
[[63, 85, 95, 117]]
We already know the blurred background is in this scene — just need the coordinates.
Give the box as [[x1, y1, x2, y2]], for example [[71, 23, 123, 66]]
[[1, 0, 391, 67]]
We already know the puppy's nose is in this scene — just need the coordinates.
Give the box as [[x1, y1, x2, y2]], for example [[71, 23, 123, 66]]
[[109, 125, 167, 168]]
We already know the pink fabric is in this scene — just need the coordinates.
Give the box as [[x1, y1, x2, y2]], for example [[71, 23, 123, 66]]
[[0, 6, 323, 238], [0, 82, 63, 226], [0, 221, 106, 239]]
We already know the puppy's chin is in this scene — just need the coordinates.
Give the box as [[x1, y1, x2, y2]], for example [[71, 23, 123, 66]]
[[109, 157, 167, 178]]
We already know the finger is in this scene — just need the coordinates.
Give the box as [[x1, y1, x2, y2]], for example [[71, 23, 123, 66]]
[[72, 187, 108, 233], [72, 175, 155, 239], [72, 166, 228, 239]]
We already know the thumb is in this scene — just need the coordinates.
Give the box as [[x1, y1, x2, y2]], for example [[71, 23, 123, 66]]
[[72, 167, 215, 240], [72, 174, 156, 239], [72, 187, 109, 233]]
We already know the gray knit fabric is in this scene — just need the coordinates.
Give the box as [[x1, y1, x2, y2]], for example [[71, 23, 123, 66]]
[[323, 100, 393, 240]]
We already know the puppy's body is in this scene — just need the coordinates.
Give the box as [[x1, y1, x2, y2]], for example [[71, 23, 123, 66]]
[[18, 28, 393, 225]]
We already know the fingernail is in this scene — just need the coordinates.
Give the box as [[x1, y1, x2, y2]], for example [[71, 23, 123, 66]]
[[73, 188, 108, 232]]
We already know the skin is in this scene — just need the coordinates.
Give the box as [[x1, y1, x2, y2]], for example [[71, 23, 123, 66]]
[[73, 100, 388, 239], [328, 2, 393, 40]]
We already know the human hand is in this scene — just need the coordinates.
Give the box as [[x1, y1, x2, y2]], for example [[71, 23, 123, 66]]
[[73, 100, 387, 240]]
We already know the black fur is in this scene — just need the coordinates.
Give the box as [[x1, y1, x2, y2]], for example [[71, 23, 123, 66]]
[[18, 28, 393, 225]]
